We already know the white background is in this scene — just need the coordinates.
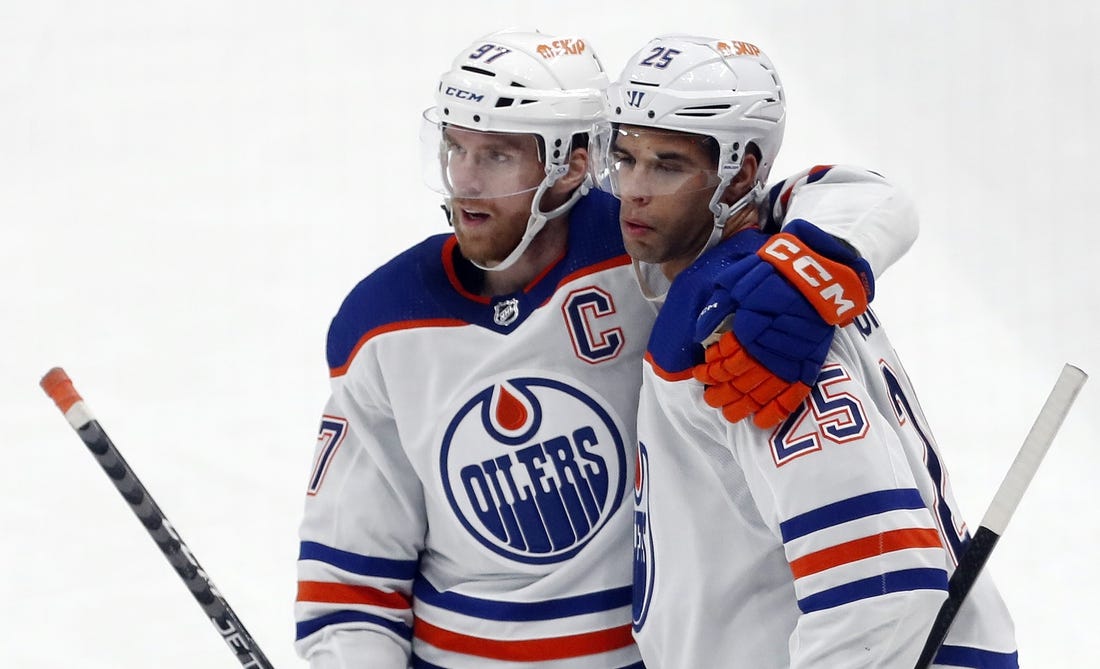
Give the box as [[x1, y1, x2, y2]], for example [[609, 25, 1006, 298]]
[[4, 1, 1098, 666]]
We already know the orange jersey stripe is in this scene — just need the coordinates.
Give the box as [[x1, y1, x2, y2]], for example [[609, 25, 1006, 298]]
[[330, 318, 468, 378], [644, 351, 694, 382], [536, 254, 633, 308], [556, 254, 632, 289], [441, 236, 491, 304], [414, 618, 634, 662], [297, 580, 412, 610], [789, 527, 943, 579]]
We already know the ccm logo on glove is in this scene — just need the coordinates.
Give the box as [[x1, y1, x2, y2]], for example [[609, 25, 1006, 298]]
[[759, 235, 868, 326]]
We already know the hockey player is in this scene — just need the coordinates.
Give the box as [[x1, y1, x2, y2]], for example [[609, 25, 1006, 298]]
[[606, 35, 1018, 667], [294, 29, 918, 668]]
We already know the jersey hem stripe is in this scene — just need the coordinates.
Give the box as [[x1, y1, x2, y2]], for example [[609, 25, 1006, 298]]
[[413, 619, 635, 662], [414, 579, 632, 620]]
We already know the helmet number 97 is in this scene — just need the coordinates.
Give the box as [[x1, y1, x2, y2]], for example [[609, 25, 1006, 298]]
[[639, 47, 682, 70], [470, 43, 512, 64]]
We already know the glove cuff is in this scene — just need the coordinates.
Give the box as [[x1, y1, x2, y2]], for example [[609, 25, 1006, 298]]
[[756, 232, 869, 326]]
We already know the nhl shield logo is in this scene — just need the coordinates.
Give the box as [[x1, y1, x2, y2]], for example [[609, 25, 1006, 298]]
[[493, 298, 520, 327]]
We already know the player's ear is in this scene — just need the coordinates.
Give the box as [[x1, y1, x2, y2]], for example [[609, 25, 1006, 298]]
[[721, 150, 759, 205], [554, 146, 590, 192]]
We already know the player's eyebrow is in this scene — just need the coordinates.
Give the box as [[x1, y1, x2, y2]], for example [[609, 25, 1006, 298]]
[[652, 149, 693, 162], [445, 128, 532, 152]]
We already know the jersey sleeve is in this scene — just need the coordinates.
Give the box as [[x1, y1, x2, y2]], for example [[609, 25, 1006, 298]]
[[722, 345, 948, 667], [294, 359, 426, 668], [766, 165, 919, 278]]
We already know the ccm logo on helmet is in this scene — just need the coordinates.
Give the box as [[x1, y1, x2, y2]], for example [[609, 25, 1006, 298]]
[[444, 86, 485, 102], [762, 237, 857, 319]]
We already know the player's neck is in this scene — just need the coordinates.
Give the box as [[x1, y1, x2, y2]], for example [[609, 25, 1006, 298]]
[[660, 208, 760, 281], [480, 219, 569, 296]]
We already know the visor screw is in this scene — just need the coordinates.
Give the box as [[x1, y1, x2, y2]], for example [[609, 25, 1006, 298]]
[[615, 106, 622, 114], [647, 110, 655, 118], [443, 107, 450, 116], [473, 114, 481, 123]]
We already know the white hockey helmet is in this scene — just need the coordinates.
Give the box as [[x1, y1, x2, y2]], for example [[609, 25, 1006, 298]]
[[422, 29, 609, 271], [601, 35, 786, 232]]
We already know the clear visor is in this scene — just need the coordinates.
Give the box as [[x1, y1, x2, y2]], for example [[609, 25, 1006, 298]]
[[591, 124, 723, 198], [420, 108, 546, 200]]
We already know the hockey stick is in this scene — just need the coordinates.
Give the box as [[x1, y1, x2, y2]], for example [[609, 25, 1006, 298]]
[[40, 367, 275, 669], [914, 363, 1088, 669]]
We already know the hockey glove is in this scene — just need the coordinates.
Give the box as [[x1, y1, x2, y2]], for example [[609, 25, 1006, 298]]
[[693, 219, 874, 428]]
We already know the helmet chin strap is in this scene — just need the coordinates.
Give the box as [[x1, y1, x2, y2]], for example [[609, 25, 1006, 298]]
[[702, 176, 764, 256], [629, 177, 765, 305], [472, 164, 590, 273]]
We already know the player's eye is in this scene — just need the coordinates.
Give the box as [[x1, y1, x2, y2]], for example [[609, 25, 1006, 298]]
[[611, 151, 634, 166], [444, 138, 465, 155]]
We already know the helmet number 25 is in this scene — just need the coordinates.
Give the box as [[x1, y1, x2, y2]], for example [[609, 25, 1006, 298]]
[[639, 47, 682, 69]]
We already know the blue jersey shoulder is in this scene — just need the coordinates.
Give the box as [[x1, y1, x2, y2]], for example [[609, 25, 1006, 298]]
[[325, 189, 625, 372], [647, 229, 770, 376], [326, 234, 452, 371]]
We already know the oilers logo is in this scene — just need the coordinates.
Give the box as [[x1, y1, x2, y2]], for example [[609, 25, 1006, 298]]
[[632, 442, 655, 630], [440, 375, 627, 565]]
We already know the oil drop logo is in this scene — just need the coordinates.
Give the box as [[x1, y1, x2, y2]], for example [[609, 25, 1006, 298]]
[[440, 376, 627, 564]]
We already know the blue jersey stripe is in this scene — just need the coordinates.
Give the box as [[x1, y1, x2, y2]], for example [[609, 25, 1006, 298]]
[[296, 609, 413, 642], [797, 567, 947, 614], [780, 488, 927, 543], [414, 578, 633, 621], [935, 644, 1019, 669], [299, 541, 418, 580]]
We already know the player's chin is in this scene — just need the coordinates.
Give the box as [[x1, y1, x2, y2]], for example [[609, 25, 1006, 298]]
[[454, 233, 503, 267], [622, 237, 663, 266]]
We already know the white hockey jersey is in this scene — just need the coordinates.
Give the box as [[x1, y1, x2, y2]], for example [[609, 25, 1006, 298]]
[[295, 168, 918, 669], [632, 228, 1017, 668]]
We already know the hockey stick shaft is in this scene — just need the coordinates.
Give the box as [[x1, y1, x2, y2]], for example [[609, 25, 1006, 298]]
[[914, 363, 1087, 668], [41, 368, 275, 669]]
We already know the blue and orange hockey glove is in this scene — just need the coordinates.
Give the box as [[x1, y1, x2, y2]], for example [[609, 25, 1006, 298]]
[[693, 219, 874, 428]]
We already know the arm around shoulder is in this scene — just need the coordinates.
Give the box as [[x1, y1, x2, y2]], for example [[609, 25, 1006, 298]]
[[770, 165, 919, 278]]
